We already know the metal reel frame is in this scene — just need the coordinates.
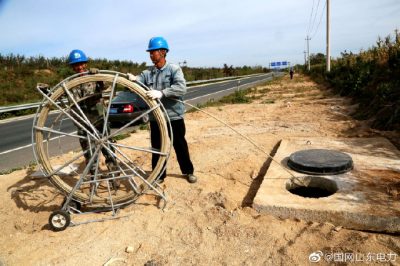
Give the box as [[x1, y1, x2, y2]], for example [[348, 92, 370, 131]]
[[32, 71, 172, 212]]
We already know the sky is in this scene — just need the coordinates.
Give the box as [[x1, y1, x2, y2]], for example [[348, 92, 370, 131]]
[[0, 0, 399, 68]]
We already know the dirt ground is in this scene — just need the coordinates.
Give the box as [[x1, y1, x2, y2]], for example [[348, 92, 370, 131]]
[[1, 74, 400, 266]]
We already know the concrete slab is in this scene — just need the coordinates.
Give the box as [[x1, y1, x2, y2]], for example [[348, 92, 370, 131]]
[[253, 137, 400, 233]]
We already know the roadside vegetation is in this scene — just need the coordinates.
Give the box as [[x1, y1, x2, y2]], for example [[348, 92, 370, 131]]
[[188, 79, 279, 112], [0, 55, 267, 108], [304, 29, 400, 131]]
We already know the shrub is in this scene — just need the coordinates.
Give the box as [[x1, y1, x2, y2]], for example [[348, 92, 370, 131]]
[[307, 30, 400, 131]]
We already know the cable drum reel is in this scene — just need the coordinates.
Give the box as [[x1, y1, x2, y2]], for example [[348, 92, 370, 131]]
[[32, 71, 172, 231]]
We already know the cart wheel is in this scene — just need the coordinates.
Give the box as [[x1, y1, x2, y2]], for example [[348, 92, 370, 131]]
[[49, 210, 71, 231]]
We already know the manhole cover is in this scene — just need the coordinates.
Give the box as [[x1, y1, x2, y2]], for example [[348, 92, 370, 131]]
[[286, 176, 338, 198], [287, 149, 353, 175]]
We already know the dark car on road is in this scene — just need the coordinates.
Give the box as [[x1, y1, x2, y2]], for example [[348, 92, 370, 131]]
[[109, 91, 149, 126]]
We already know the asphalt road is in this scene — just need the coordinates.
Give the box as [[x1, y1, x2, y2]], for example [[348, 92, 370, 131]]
[[0, 72, 280, 171]]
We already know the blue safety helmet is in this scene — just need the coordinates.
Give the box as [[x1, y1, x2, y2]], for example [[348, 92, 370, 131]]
[[146, 37, 169, 52], [68, 49, 88, 65]]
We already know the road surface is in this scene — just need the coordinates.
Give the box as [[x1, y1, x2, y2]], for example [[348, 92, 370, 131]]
[[0, 73, 280, 171]]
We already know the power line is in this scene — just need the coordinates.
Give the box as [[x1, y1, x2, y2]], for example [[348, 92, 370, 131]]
[[309, 0, 321, 35], [310, 1, 326, 39], [304, 0, 331, 72], [306, 0, 315, 36]]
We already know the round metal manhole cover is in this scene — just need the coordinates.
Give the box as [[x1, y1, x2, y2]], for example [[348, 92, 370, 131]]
[[286, 176, 338, 198], [287, 149, 353, 175]]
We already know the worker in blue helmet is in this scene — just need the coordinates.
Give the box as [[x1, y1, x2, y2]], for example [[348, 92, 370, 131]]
[[146, 36, 169, 52], [67, 49, 118, 183], [68, 49, 88, 64], [127, 37, 197, 184]]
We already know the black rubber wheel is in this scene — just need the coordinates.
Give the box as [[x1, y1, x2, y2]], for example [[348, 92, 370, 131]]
[[287, 149, 353, 175], [49, 210, 71, 232]]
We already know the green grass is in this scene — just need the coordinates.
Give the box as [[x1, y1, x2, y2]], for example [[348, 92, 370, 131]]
[[256, 88, 270, 94], [0, 108, 37, 120], [0, 160, 37, 175], [139, 123, 149, 130], [220, 89, 252, 104], [0, 167, 23, 175], [187, 89, 254, 113], [112, 132, 131, 141], [261, 99, 275, 104]]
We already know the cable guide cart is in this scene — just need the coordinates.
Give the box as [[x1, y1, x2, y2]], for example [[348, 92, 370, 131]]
[[32, 71, 172, 231]]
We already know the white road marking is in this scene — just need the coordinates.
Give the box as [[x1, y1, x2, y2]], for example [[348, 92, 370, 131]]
[[187, 78, 271, 102], [0, 131, 76, 155], [187, 86, 238, 101]]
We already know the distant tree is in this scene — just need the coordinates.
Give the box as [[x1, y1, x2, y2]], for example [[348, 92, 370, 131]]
[[310, 53, 326, 65], [223, 64, 229, 76], [223, 64, 235, 76], [0, 54, 267, 106]]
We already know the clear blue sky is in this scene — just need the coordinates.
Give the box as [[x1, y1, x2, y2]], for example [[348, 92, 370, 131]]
[[0, 0, 399, 67]]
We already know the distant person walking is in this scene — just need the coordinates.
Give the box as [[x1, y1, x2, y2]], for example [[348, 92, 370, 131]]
[[289, 67, 294, 80], [127, 37, 196, 184]]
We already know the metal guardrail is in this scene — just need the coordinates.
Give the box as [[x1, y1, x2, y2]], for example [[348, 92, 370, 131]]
[[0, 73, 269, 114], [0, 102, 41, 113]]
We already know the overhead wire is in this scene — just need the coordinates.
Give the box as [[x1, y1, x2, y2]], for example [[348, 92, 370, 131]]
[[304, 0, 316, 58], [308, 0, 321, 36], [310, 1, 326, 39], [305, 0, 327, 61], [306, 0, 316, 37]]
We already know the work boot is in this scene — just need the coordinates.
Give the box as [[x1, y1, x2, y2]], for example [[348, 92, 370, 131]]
[[186, 174, 197, 184]]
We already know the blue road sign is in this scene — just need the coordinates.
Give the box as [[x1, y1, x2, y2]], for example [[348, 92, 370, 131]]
[[270, 61, 290, 69]]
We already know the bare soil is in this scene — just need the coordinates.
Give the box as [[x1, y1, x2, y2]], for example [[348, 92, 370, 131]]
[[1, 74, 399, 265]]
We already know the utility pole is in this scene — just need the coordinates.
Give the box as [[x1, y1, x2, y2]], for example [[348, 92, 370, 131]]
[[304, 51, 307, 67], [326, 0, 331, 72], [306, 35, 311, 71]]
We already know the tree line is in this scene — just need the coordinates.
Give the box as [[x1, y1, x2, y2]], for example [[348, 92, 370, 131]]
[[0, 54, 267, 106]]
